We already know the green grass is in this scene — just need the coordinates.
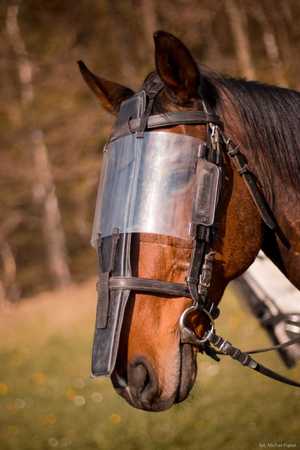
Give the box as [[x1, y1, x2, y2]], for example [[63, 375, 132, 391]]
[[0, 280, 299, 450]]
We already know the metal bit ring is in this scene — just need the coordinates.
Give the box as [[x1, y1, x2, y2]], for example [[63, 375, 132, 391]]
[[179, 304, 215, 346]]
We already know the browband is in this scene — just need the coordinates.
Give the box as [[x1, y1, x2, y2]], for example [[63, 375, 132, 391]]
[[111, 111, 222, 141]]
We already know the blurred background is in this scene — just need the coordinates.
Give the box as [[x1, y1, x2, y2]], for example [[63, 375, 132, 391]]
[[0, 0, 299, 449]]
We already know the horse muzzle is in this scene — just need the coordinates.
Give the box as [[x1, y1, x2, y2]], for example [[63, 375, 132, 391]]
[[111, 343, 197, 411]]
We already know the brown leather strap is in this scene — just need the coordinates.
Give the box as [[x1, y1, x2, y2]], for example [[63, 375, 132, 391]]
[[210, 333, 300, 388], [146, 112, 222, 129], [111, 112, 222, 141], [224, 138, 290, 248], [245, 334, 300, 355], [95, 273, 109, 329], [225, 142, 277, 230], [109, 276, 191, 298]]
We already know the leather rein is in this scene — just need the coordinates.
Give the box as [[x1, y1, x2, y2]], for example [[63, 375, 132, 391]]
[[106, 75, 300, 388]]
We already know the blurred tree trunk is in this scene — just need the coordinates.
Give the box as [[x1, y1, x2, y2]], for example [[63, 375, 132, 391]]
[[252, 2, 287, 86], [0, 280, 8, 310], [268, 3, 296, 87], [224, 0, 256, 79], [0, 213, 22, 304], [0, 242, 19, 303], [6, 2, 71, 289], [139, 0, 158, 53], [108, 3, 137, 84]]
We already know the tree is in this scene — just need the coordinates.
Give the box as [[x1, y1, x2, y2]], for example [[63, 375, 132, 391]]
[[224, 0, 257, 80], [6, 2, 71, 289]]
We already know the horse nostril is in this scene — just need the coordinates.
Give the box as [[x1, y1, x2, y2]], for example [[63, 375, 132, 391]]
[[130, 363, 149, 393], [128, 358, 158, 403]]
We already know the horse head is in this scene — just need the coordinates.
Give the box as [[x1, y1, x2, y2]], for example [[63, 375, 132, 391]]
[[79, 31, 264, 411]]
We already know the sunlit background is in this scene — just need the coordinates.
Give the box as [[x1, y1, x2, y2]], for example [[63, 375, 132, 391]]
[[0, 1, 300, 449]]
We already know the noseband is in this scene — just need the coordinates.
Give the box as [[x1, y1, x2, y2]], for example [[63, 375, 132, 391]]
[[91, 73, 300, 388]]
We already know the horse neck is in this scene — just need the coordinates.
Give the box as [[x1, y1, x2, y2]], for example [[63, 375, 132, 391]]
[[220, 101, 300, 287]]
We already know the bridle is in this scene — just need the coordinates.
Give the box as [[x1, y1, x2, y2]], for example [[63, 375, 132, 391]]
[[92, 73, 300, 387]]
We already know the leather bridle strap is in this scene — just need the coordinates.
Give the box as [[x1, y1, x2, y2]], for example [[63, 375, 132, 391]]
[[111, 111, 222, 141], [109, 276, 191, 298], [220, 132, 291, 248], [210, 333, 300, 387], [224, 137, 277, 231], [246, 335, 300, 355], [144, 112, 222, 129]]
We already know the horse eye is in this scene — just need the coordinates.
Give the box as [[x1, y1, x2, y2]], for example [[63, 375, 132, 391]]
[[167, 170, 191, 189]]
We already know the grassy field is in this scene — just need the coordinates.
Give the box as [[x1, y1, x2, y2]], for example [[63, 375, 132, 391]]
[[0, 279, 299, 450]]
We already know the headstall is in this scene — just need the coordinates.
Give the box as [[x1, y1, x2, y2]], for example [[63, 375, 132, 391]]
[[91, 73, 300, 387]]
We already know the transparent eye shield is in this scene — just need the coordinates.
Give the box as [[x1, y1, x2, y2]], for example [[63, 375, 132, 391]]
[[91, 130, 221, 246]]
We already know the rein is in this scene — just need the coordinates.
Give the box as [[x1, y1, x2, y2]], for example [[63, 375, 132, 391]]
[[93, 73, 300, 387]]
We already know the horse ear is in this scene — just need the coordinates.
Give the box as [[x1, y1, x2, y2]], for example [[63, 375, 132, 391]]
[[153, 31, 201, 103], [78, 61, 134, 114]]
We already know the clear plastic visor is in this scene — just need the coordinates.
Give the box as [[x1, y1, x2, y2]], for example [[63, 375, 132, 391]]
[[91, 131, 201, 246]]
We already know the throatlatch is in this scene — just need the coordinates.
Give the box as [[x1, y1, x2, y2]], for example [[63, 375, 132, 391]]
[[91, 72, 300, 387]]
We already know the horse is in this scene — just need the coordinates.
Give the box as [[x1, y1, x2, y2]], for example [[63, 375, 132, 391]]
[[78, 31, 300, 411]]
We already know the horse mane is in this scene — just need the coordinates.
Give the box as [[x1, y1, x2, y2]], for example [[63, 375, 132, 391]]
[[209, 71, 300, 203]]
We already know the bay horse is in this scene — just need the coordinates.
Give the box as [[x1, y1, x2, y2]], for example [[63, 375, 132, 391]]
[[79, 31, 300, 411]]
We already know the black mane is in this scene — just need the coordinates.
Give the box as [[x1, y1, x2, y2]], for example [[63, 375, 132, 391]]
[[212, 74, 300, 202]]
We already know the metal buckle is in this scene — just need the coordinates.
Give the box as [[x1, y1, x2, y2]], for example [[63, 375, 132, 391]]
[[179, 304, 215, 346]]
